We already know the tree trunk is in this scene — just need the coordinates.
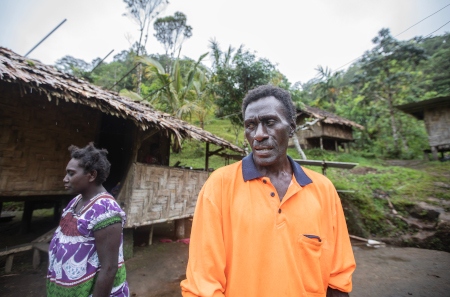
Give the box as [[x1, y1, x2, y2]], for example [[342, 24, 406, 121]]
[[387, 95, 400, 150], [292, 134, 307, 160]]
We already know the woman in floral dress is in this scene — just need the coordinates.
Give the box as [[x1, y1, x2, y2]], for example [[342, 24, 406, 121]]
[[47, 143, 129, 297]]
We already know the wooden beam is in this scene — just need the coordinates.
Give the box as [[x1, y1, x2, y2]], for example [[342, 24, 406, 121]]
[[207, 147, 224, 157], [294, 159, 358, 170]]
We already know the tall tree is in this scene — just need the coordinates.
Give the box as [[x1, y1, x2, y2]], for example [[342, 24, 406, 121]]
[[311, 66, 344, 112], [154, 11, 192, 61], [352, 28, 427, 156], [418, 33, 450, 96], [55, 55, 91, 78], [123, 0, 169, 94], [209, 40, 277, 142]]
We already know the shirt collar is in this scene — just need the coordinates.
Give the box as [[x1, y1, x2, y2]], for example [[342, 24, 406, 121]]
[[242, 153, 313, 186]]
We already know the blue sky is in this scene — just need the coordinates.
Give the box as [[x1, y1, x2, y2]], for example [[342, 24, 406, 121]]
[[1, 0, 449, 84]]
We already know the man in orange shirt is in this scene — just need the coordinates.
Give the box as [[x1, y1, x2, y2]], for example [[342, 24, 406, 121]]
[[181, 85, 356, 297]]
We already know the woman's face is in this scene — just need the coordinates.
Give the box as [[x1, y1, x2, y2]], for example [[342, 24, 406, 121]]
[[63, 158, 93, 195]]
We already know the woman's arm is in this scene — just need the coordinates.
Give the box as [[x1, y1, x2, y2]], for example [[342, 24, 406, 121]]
[[92, 222, 122, 297]]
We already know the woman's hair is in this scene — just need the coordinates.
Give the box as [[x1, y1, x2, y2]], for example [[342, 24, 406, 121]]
[[68, 142, 111, 184], [242, 84, 297, 122]]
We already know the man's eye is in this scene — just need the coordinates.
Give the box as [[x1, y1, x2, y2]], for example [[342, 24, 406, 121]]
[[266, 120, 275, 126], [246, 123, 255, 129]]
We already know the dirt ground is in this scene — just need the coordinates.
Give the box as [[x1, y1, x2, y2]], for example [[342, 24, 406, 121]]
[[1, 215, 450, 297]]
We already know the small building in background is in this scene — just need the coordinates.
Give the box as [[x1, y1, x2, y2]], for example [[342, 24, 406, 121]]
[[396, 96, 450, 160], [293, 105, 364, 152]]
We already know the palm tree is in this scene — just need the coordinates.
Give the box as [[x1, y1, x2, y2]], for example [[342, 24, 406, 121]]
[[312, 66, 342, 111], [139, 53, 208, 119]]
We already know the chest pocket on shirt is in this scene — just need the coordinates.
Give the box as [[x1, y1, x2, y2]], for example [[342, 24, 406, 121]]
[[298, 234, 325, 294]]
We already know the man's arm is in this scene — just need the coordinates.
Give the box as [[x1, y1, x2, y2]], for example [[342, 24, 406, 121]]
[[181, 182, 227, 297], [327, 185, 356, 293]]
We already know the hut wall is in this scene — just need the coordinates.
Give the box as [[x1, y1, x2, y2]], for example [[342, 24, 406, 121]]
[[300, 123, 353, 140], [424, 106, 450, 147], [321, 124, 353, 140], [0, 85, 100, 196], [117, 163, 208, 228], [291, 122, 353, 149]]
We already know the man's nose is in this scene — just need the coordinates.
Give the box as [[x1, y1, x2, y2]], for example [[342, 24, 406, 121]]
[[63, 175, 68, 183], [253, 123, 268, 141]]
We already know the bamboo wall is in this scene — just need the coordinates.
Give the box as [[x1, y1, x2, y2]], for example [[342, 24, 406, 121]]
[[299, 122, 353, 140], [0, 85, 100, 196], [425, 106, 450, 147], [118, 163, 208, 228]]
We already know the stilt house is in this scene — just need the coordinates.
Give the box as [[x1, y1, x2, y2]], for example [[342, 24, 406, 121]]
[[294, 105, 364, 151], [396, 96, 450, 160], [0, 47, 244, 241]]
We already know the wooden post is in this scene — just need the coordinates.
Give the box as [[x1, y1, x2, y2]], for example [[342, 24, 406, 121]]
[[205, 142, 210, 171], [175, 219, 186, 239], [123, 228, 134, 260], [148, 225, 154, 246], [322, 161, 328, 176], [53, 201, 62, 223], [32, 249, 41, 269], [431, 146, 438, 161], [5, 255, 14, 273], [21, 201, 34, 234], [335, 140, 338, 152], [320, 137, 323, 150]]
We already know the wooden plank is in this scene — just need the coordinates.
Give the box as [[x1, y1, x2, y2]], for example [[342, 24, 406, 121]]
[[0, 243, 33, 257], [31, 227, 57, 243], [32, 242, 50, 252]]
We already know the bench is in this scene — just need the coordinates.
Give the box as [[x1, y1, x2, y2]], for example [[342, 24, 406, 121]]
[[0, 227, 56, 272], [0, 243, 33, 273]]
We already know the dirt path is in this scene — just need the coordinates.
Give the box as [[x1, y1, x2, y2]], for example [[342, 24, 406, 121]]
[[2, 238, 449, 297]]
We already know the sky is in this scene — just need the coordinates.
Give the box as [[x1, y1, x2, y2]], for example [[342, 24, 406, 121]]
[[1, 0, 449, 84]]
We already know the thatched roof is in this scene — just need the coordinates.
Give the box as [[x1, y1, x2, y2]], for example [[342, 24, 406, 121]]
[[297, 105, 364, 130], [0, 47, 244, 154], [395, 96, 450, 120]]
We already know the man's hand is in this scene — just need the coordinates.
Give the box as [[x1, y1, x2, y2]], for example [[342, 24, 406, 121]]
[[327, 287, 350, 297]]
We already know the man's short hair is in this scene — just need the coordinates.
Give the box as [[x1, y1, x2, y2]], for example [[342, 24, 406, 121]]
[[68, 142, 111, 185], [242, 85, 296, 122]]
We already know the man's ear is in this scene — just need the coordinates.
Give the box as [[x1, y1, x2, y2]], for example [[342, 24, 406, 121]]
[[88, 170, 98, 183]]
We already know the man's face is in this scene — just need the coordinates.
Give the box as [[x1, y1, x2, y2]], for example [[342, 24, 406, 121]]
[[244, 96, 294, 168], [63, 158, 92, 194]]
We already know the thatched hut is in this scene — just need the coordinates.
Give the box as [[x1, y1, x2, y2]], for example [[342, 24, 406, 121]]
[[396, 96, 450, 160], [0, 47, 244, 251], [293, 105, 364, 151]]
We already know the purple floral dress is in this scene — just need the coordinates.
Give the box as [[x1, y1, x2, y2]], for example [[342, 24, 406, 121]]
[[47, 192, 129, 297]]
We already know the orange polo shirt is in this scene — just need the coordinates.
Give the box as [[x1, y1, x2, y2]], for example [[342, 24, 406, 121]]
[[180, 154, 355, 297]]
